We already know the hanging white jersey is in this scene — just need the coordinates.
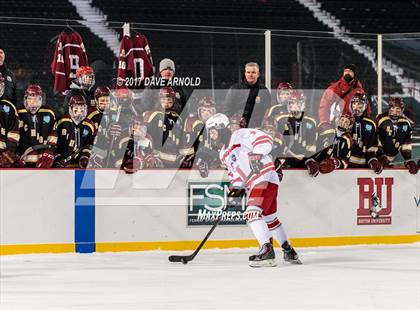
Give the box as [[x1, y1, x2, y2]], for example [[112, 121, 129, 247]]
[[219, 128, 278, 190]]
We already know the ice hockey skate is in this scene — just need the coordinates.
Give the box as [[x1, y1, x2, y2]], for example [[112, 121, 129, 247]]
[[249, 242, 277, 267], [281, 241, 302, 264]]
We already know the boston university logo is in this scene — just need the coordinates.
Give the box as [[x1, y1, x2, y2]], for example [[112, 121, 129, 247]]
[[357, 177, 393, 225]]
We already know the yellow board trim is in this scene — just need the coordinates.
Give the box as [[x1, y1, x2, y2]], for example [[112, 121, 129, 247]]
[[0, 243, 75, 255], [1, 235, 419, 255], [96, 234, 420, 253]]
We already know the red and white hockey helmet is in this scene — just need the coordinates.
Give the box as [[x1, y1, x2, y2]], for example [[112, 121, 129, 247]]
[[76, 66, 95, 90], [205, 113, 229, 130], [24, 84, 43, 114], [68, 94, 88, 125], [115, 87, 134, 105]]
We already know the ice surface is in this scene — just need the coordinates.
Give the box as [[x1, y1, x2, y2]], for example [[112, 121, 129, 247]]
[[1, 244, 419, 310]]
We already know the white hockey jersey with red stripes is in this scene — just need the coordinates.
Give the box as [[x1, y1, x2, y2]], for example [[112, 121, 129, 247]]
[[219, 128, 279, 190]]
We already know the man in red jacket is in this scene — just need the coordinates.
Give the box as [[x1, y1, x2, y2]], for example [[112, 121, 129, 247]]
[[318, 64, 364, 148]]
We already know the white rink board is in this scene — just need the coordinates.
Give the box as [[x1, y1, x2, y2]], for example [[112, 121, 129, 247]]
[[94, 169, 420, 242], [0, 170, 74, 244], [0, 169, 418, 247]]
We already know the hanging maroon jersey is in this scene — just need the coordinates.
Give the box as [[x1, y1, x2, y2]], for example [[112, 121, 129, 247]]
[[51, 31, 89, 93], [117, 33, 154, 89]]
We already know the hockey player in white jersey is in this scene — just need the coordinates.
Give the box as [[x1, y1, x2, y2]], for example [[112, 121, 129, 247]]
[[203, 113, 301, 267]]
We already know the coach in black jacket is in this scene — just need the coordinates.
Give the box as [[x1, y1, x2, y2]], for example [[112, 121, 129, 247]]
[[222, 62, 271, 128], [0, 47, 16, 104]]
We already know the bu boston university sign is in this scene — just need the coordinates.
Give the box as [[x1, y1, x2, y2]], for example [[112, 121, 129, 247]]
[[357, 177, 394, 225]]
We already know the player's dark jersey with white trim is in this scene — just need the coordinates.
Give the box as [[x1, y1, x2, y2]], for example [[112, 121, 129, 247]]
[[275, 114, 317, 167], [314, 132, 352, 168], [349, 116, 378, 167], [376, 113, 412, 160], [17, 106, 57, 166], [55, 116, 96, 166]]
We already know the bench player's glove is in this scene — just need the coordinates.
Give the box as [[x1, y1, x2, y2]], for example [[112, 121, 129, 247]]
[[249, 153, 263, 174], [36, 150, 55, 168], [305, 158, 319, 177], [227, 187, 246, 207], [405, 160, 418, 175], [319, 157, 340, 174], [78, 155, 90, 169], [196, 158, 209, 178], [368, 158, 383, 174], [123, 156, 143, 174], [0, 150, 16, 168]]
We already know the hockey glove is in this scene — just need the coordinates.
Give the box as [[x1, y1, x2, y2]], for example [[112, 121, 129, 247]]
[[368, 158, 383, 174], [36, 150, 55, 168], [305, 158, 319, 177], [196, 158, 209, 178], [405, 160, 418, 175], [227, 187, 246, 207], [249, 153, 263, 174], [144, 153, 164, 168], [180, 154, 195, 168], [13, 156, 26, 168], [274, 158, 284, 182], [228, 187, 246, 198], [123, 157, 143, 174], [379, 155, 392, 168], [0, 150, 16, 168], [319, 158, 340, 174], [78, 155, 90, 169]]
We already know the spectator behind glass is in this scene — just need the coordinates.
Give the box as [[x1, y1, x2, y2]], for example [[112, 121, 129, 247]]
[[318, 64, 365, 129], [142, 58, 187, 115], [0, 46, 17, 104]]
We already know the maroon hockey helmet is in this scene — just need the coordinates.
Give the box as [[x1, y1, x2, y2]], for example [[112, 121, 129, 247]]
[[261, 117, 277, 137], [94, 86, 111, 113], [159, 87, 175, 109], [350, 92, 368, 116], [94, 86, 110, 101], [388, 97, 404, 109], [24, 84, 43, 114], [197, 96, 216, 122], [68, 94, 88, 124], [276, 82, 293, 105], [287, 90, 306, 118], [336, 111, 355, 133], [68, 94, 87, 107], [277, 82, 293, 90], [159, 87, 176, 99], [388, 97, 404, 120]]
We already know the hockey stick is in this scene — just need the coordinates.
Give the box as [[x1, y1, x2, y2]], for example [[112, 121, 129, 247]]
[[168, 173, 252, 264], [20, 144, 51, 161]]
